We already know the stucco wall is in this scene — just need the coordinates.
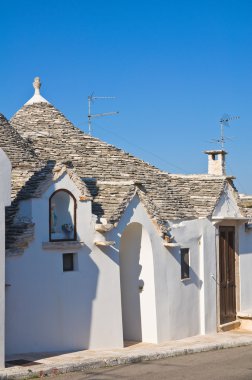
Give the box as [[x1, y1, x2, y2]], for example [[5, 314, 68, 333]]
[[0, 148, 11, 367], [119, 222, 158, 343], [239, 224, 252, 311], [108, 197, 218, 344], [0, 148, 11, 207], [0, 205, 5, 367], [5, 174, 123, 355], [153, 218, 217, 342], [6, 182, 220, 355]]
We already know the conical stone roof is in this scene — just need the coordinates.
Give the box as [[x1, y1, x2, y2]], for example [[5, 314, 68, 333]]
[[8, 78, 237, 235], [10, 102, 164, 181], [0, 113, 42, 199]]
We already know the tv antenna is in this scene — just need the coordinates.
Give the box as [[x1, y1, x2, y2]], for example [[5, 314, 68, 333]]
[[88, 93, 119, 135], [210, 114, 240, 149]]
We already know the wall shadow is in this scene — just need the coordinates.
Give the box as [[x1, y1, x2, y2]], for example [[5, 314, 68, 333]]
[[120, 223, 142, 342], [169, 244, 203, 289], [5, 217, 99, 357]]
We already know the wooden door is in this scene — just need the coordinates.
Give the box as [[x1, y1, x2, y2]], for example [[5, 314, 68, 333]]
[[219, 227, 236, 325]]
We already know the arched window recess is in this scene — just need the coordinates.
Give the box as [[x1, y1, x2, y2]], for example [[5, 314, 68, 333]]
[[49, 189, 77, 242]]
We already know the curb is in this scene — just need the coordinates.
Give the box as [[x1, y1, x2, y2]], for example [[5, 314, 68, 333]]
[[2, 337, 252, 379]]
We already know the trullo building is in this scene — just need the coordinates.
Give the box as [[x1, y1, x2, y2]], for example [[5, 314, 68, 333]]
[[0, 77, 252, 367]]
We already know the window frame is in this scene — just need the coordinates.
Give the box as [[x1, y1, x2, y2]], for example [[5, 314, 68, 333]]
[[49, 189, 77, 242], [62, 253, 76, 272], [181, 248, 190, 280]]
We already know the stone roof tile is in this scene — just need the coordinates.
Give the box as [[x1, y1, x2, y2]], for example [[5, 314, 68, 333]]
[[9, 102, 231, 227]]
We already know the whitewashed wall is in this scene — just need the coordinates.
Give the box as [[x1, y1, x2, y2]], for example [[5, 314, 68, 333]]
[[239, 225, 252, 311], [154, 218, 217, 341], [6, 181, 225, 355], [0, 148, 11, 367], [119, 222, 158, 343], [5, 173, 123, 355], [108, 196, 218, 344]]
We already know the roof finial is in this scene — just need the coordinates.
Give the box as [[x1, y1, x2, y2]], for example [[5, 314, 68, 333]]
[[33, 77, 41, 95], [25, 77, 49, 105]]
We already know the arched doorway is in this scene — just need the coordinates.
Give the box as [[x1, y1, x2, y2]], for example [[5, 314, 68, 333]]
[[119, 222, 158, 343]]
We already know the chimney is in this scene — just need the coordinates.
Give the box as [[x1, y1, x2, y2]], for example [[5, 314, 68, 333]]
[[204, 150, 227, 176]]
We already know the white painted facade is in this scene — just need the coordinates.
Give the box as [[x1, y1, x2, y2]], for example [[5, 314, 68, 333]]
[[109, 197, 221, 342], [5, 168, 251, 357], [6, 172, 123, 354], [2, 77, 252, 364], [239, 225, 252, 312], [0, 148, 11, 367]]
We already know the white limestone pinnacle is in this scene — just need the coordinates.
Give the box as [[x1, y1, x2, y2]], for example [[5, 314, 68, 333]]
[[25, 77, 50, 105]]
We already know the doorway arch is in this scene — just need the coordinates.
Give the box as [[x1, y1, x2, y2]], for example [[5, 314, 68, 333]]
[[119, 222, 158, 343]]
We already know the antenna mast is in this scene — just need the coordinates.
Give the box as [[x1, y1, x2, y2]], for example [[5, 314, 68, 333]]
[[211, 114, 240, 149], [88, 94, 119, 135]]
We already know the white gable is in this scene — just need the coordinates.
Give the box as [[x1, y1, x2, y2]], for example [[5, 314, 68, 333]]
[[43, 170, 83, 200], [212, 184, 243, 219]]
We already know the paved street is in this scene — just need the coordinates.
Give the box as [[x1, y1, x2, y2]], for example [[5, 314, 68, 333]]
[[50, 346, 252, 380]]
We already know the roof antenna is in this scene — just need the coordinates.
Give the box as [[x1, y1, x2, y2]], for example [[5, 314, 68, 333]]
[[87, 94, 119, 135], [211, 114, 240, 149]]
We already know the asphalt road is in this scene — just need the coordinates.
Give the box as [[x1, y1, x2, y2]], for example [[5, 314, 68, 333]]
[[50, 345, 252, 380]]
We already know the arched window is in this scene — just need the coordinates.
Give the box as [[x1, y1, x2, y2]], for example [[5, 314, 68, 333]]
[[49, 189, 77, 241]]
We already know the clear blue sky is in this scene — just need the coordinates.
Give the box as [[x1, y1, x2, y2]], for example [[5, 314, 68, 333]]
[[1, 0, 252, 193]]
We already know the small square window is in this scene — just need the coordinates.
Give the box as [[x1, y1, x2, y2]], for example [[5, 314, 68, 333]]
[[63, 253, 75, 272], [181, 248, 190, 280]]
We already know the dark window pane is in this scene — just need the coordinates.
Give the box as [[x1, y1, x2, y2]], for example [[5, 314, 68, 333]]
[[181, 248, 190, 279], [63, 253, 74, 272]]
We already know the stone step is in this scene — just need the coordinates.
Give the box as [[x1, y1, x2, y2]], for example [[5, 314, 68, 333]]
[[237, 311, 252, 330], [238, 311, 252, 319], [218, 320, 241, 332]]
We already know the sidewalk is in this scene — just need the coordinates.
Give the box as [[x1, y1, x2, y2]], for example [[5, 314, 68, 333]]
[[2, 329, 252, 379]]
